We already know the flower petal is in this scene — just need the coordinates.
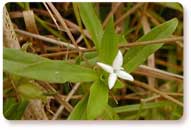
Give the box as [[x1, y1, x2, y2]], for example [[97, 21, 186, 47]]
[[96, 62, 113, 73], [108, 73, 117, 89], [112, 50, 123, 70], [116, 70, 134, 81]]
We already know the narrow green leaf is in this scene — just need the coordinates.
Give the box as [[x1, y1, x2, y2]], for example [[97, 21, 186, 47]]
[[3, 48, 97, 83], [78, 3, 103, 49], [113, 101, 168, 113], [84, 51, 98, 59], [99, 17, 118, 65], [35, 16, 66, 41], [87, 80, 108, 119], [11, 99, 28, 120], [158, 2, 183, 12], [73, 3, 91, 48], [124, 18, 178, 72], [3, 98, 17, 119], [3, 98, 28, 120], [68, 95, 88, 120], [4, 48, 49, 64]]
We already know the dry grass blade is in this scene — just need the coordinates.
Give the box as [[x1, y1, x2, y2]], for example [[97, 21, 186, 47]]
[[15, 29, 85, 49], [23, 10, 42, 49], [135, 65, 183, 82], [145, 11, 161, 25], [76, 35, 84, 44], [156, 59, 183, 72], [37, 81, 73, 113], [103, 3, 121, 28], [23, 10, 39, 34], [38, 37, 183, 57], [12, 9, 92, 39], [132, 80, 183, 107], [23, 100, 48, 120], [60, 94, 140, 100], [119, 37, 183, 48], [43, 2, 61, 30], [3, 7, 20, 48], [9, 11, 23, 18], [65, 20, 91, 39], [141, 12, 151, 34], [52, 83, 81, 120], [115, 3, 144, 25], [141, 4, 156, 89], [141, 95, 161, 103], [46, 2, 79, 51]]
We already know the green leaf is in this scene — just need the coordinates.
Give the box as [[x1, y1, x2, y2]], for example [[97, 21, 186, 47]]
[[3, 98, 17, 119], [68, 95, 88, 120], [17, 83, 45, 100], [158, 2, 183, 12], [12, 100, 28, 120], [78, 3, 103, 49], [124, 18, 178, 72], [101, 105, 119, 120], [113, 101, 168, 113], [3, 98, 28, 120], [3, 48, 97, 83], [4, 48, 49, 64], [99, 17, 118, 65], [84, 51, 98, 59], [87, 80, 108, 119], [113, 79, 124, 89]]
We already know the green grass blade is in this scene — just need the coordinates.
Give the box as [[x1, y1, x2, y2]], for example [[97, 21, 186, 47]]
[[3, 98, 28, 120], [158, 2, 183, 12], [123, 18, 178, 72], [101, 105, 119, 120], [35, 16, 66, 41], [68, 95, 88, 120], [78, 3, 104, 50], [87, 80, 108, 119], [114, 101, 168, 113], [99, 17, 118, 65]]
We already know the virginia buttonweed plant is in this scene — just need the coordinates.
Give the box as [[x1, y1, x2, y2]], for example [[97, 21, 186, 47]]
[[3, 2, 183, 120]]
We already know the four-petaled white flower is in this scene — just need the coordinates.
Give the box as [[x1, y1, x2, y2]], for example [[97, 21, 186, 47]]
[[97, 50, 134, 89]]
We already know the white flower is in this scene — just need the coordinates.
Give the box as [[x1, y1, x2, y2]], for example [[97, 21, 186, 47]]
[[97, 50, 134, 89]]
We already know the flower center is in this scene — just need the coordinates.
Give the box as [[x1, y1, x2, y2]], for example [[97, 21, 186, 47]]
[[113, 69, 118, 73]]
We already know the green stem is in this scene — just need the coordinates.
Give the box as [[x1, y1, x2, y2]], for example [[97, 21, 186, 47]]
[[114, 101, 168, 113]]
